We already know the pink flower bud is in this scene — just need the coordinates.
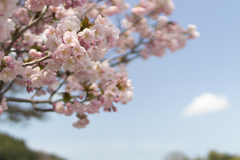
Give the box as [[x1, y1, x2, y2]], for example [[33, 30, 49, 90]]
[[79, 94, 84, 100], [112, 106, 117, 112]]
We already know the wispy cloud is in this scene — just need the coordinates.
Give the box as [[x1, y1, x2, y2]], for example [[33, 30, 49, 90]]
[[182, 93, 230, 117]]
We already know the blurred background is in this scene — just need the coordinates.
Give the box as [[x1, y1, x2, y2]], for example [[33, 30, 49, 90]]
[[1, 0, 240, 160]]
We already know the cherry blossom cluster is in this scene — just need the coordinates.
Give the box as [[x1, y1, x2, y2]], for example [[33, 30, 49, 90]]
[[0, 0, 17, 23], [0, 51, 23, 82], [0, 0, 199, 128], [140, 17, 200, 58], [0, 0, 17, 42], [114, 4, 199, 60], [131, 0, 174, 18], [25, 0, 87, 12], [55, 61, 133, 128], [45, 14, 120, 73], [85, 0, 130, 19]]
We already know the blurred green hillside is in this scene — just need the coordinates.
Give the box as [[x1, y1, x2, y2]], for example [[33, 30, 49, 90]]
[[0, 132, 65, 160], [207, 151, 240, 160], [164, 151, 240, 160]]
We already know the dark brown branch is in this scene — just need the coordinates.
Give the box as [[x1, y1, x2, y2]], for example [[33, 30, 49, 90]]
[[22, 52, 52, 67], [0, 43, 5, 51], [0, 81, 5, 93], [109, 38, 144, 66], [111, 54, 140, 67], [6, 97, 52, 104], [42, 14, 54, 20], [82, 0, 100, 15], [6, 104, 45, 122], [49, 73, 70, 100], [5, 97, 54, 112], [10, 50, 29, 54], [31, 87, 42, 99], [28, 12, 37, 25], [31, 102, 54, 112], [120, 10, 157, 36], [1, 80, 15, 95]]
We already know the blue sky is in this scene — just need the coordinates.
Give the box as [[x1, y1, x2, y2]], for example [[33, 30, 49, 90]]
[[1, 0, 240, 160]]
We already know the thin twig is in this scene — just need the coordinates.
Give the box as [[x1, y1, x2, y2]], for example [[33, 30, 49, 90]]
[[6, 97, 52, 104], [109, 42, 142, 63], [5, 97, 53, 112], [0, 81, 4, 92], [10, 50, 29, 54], [22, 52, 52, 67], [83, 3, 98, 15], [49, 73, 70, 100], [82, 0, 102, 15], [31, 102, 54, 112], [120, 10, 158, 36], [42, 14, 54, 20], [109, 38, 144, 66], [31, 87, 42, 99], [0, 43, 5, 51], [1, 80, 15, 95], [111, 54, 140, 67], [28, 12, 37, 25]]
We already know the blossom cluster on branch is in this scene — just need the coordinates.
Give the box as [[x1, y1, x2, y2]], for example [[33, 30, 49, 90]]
[[0, 0, 199, 129]]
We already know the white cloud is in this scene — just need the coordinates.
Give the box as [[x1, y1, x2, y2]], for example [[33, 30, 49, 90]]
[[182, 93, 230, 117]]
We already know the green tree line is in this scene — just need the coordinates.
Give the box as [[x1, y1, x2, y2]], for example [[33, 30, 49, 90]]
[[0, 132, 65, 160], [164, 151, 240, 160]]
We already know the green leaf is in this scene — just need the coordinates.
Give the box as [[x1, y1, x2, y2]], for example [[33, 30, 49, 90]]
[[30, 44, 42, 52], [61, 92, 72, 103], [80, 15, 93, 32]]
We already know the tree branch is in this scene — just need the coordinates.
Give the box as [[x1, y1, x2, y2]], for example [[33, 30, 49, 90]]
[[1, 80, 15, 96], [31, 102, 54, 112], [6, 97, 52, 104], [0, 43, 5, 51], [83, 1, 99, 15], [31, 87, 42, 99], [10, 50, 29, 54], [111, 54, 140, 67], [49, 72, 70, 100], [5, 97, 54, 112], [22, 52, 52, 67], [109, 38, 144, 66], [120, 10, 157, 36]]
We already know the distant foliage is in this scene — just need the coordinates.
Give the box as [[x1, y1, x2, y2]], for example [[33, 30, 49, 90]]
[[208, 151, 240, 160], [164, 151, 240, 160], [0, 132, 64, 160]]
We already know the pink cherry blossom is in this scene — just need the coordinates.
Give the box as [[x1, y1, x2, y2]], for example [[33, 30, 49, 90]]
[[31, 73, 43, 88], [56, 43, 72, 59], [45, 35, 62, 53], [78, 28, 95, 44], [0, 68, 16, 82], [55, 102, 65, 114], [63, 31, 78, 47]]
